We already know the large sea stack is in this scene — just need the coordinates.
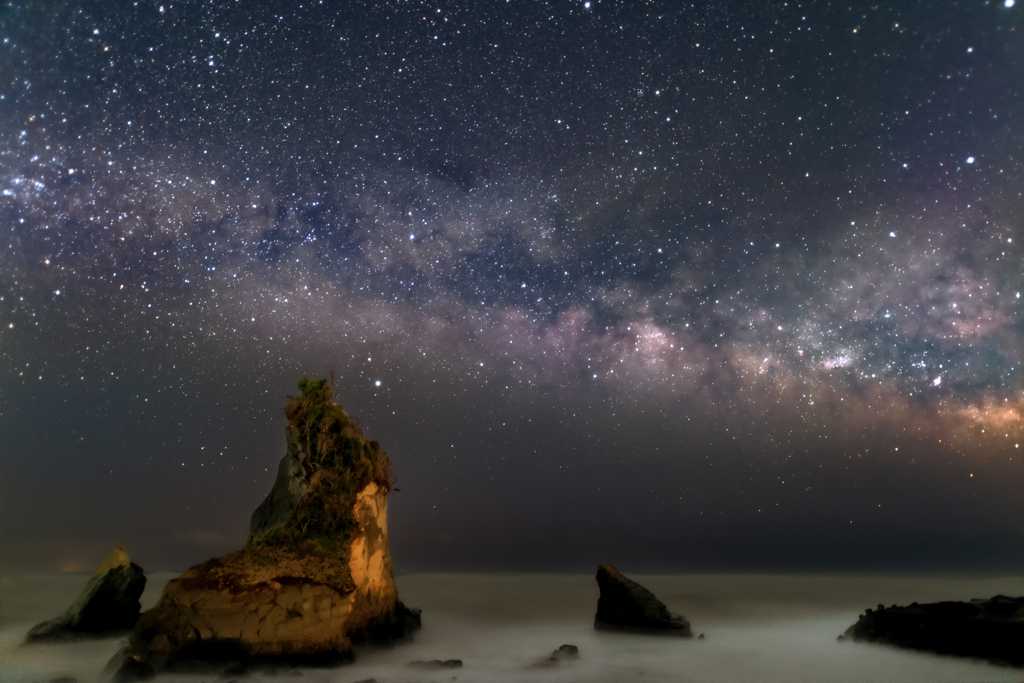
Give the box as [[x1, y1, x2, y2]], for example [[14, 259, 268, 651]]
[[116, 379, 420, 678]]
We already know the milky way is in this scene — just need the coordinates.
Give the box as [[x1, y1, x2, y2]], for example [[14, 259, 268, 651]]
[[1, 1, 1022, 572]]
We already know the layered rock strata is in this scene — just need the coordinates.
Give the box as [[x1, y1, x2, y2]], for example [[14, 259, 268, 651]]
[[115, 379, 420, 678], [593, 564, 693, 636], [27, 543, 146, 641], [843, 594, 1024, 666]]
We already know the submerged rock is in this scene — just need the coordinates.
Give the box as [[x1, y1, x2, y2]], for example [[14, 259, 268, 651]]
[[27, 543, 146, 641], [593, 564, 693, 636], [530, 644, 579, 668], [549, 644, 578, 660], [843, 594, 1024, 666], [409, 659, 463, 669], [115, 379, 420, 680]]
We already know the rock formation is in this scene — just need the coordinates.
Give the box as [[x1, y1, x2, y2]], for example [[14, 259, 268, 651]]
[[27, 543, 146, 641], [409, 659, 463, 669], [547, 644, 578, 661], [530, 644, 579, 668], [593, 564, 692, 636], [843, 595, 1024, 666], [114, 379, 420, 679]]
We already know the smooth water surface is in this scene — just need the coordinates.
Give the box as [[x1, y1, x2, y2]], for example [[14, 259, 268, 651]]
[[1, 572, 1022, 683]]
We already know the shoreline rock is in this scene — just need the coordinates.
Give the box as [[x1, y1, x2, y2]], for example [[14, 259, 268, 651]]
[[27, 544, 146, 642], [529, 644, 579, 668], [593, 564, 693, 636], [843, 594, 1024, 666]]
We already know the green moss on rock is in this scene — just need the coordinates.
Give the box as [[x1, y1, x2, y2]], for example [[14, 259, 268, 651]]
[[240, 378, 393, 591]]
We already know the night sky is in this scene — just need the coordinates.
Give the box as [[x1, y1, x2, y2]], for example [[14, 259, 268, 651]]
[[1, 0, 1023, 574]]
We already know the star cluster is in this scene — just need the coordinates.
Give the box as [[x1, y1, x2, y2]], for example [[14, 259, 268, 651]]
[[1, 1, 1022, 571]]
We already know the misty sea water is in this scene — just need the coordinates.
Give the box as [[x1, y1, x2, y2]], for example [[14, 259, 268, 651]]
[[1, 572, 1021, 683]]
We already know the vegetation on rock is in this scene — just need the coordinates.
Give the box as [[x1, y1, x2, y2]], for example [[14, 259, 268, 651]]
[[215, 378, 393, 592], [118, 378, 416, 676], [283, 378, 392, 543]]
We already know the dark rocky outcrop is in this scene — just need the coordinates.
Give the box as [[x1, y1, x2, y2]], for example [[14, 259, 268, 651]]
[[248, 440, 310, 541], [593, 564, 693, 636], [409, 659, 463, 669], [843, 594, 1024, 666], [548, 644, 578, 660], [530, 644, 579, 668], [27, 544, 146, 642], [113, 379, 420, 680]]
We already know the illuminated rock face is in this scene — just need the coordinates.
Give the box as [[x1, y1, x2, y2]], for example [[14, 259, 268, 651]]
[[118, 380, 419, 677], [128, 481, 414, 664], [349, 482, 392, 596]]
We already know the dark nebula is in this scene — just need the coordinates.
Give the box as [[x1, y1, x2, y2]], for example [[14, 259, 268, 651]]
[[1, 1, 1022, 573]]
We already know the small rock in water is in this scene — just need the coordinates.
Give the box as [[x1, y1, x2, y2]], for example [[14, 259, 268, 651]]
[[28, 544, 146, 642], [836, 634, 847, 642], [409, 659, 463, 669], [697, 633, 705, 640], [48, 678, 77, 683], [593, 564, 693, 636], [352, 679, 377, 683], [530, 644, 579, 668], [551, 644, 578, 660]]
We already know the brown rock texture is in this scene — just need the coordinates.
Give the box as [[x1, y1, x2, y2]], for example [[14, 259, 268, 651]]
[[119, 379, 419, 676]]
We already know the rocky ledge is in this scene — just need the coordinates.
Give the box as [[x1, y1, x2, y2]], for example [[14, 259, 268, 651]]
[[843, 594, 1024, 666], [594, 564, 693, 636], [112, 379, 420, 680]]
